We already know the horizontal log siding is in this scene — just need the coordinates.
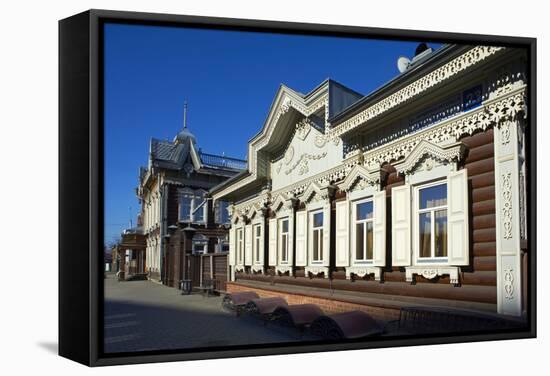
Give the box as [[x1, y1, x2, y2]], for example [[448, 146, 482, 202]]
[[236, 129, 497, 306]]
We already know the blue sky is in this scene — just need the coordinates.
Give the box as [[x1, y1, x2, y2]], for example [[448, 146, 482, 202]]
[[104, 22, 441, 245]]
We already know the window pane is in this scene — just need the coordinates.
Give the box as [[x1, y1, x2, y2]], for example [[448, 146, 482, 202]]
[[282, 234, 287, 261], [356, 201, 373, 220], [435, 209, 448, 257], [256, 225, 261, 236], [282, 219, 288, 233], [180, 197, 191, 220], [419, 184, 447, 209], [313, 212, 323, 228], [313, 231, 319, 261], [195, 204, 204, 222], [419, 212, 431, 258], [366, 221, 374, 260], [356, 223, 364, 260], [219, 201, 229, 223], [319, 229, 323, 259]]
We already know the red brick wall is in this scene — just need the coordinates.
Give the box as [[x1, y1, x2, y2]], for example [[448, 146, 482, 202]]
[[227, 282, 400, 321]]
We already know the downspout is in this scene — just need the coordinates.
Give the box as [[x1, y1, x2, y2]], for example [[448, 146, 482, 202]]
[[159, 174, 165, 283]]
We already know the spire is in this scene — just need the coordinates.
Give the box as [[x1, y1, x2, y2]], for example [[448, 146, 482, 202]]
[[183, 100, 188, 129]]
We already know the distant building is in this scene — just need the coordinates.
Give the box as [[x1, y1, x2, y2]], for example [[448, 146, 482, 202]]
[[211, 45, 529, 319], [137, 104, 246, 287]]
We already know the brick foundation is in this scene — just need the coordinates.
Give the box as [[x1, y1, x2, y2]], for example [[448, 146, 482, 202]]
[[227, 282, 400, 321]]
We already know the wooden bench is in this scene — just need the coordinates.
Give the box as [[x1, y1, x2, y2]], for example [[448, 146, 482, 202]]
[[244, 297, 288, 324], [221, 291, 260, 316], [310, 311, 383, 340], [271, 304, 324, 332]]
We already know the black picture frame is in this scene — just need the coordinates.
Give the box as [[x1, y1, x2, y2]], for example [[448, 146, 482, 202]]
[[59, 9, 537, 367]]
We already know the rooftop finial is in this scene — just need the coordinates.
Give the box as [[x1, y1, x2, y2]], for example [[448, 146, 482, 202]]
[[183, 100, 188, 129]]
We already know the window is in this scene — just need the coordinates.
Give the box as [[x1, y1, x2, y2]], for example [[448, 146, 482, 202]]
[[237, 228, 244, 264], [254, 224, 262, 264], [192, 191, 206, 223], [416, 182, 448, 262], [279, 218, 289, 263], [179, 195, 192, 221], [311, 211, 323, 262], [218, 201, 230, 224], [354, 200, 374, 262], [193, 242, 206, 254]]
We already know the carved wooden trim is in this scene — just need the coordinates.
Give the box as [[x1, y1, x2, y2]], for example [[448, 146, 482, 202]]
[[251, 265, 265, 274], [405, 266, 460, 285], [339, 164, 380, 192], [234, 265, 245, 273], [275, 265, 293, 276], [327, 46, 504, 140], [305, 266, 329, 278], [345, 266, 382, 281], [393, 140, 466, 176]]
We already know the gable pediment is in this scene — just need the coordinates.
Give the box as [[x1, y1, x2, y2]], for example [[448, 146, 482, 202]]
[[339, 165, 380, 192], [394, 140, 467, 175]]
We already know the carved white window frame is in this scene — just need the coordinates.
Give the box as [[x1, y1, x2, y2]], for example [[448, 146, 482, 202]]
[[412, 179, 449, 266], [236, 226, 244, 265], [308, 204, 324, 265], [278, 217, 290, 265], [253, 222, 263, 265], [351, 197, 375, 265]]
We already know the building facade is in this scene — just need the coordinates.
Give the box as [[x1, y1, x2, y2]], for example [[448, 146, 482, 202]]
[[138, 109, 246, 286], [211, 44, 529, 318]]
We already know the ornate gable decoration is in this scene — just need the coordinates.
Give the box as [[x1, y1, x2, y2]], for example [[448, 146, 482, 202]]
[[295, 118, 312, 141], [339, 165, 379, 192], [247, 202, 264, 220], [393, 140, 466, 176], [299, 181, 335, 204], [271, 192, 289, 213]]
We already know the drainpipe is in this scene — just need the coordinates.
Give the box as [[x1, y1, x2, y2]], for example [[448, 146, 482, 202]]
[[159, 175, 166, 283]]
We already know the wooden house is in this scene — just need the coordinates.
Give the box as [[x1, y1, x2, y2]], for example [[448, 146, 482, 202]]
[[210, 44, 529, 319]]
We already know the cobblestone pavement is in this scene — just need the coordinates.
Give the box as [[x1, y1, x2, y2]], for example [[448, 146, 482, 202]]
[[104, 274, 312, 353]]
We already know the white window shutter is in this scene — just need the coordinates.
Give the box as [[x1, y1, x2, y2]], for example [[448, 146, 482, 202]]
[[392, 184, 411, 266], [268, 218, 277, 266], [287, 215, 295, 265], [228, 227, 236, 266], [295, 211, 307, 266], [373, 190, 387, 266], [322, 204, 331, 266], [335, 200, 349, 267], [244, 224, 252, 266], [258, 222, 265, 265], [448, 169, 470, 265]]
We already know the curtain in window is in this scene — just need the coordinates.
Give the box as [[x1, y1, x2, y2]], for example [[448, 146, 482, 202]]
[[419, 213, 431, 258], [434, 210, 448, 257]]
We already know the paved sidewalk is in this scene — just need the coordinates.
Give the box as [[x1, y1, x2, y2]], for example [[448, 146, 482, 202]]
[[104, 274, 309, 353]]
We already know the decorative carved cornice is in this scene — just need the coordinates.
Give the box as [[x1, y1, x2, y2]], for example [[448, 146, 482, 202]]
[[366, 87, 526, 169], [393, 140, 466, 176], [326, 46, 505, 140]]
